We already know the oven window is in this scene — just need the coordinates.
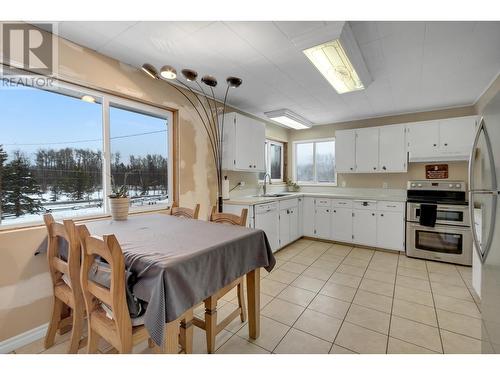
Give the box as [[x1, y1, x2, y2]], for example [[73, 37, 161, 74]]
[[415, 230, 463, 254], [416, 209, 464, 222]]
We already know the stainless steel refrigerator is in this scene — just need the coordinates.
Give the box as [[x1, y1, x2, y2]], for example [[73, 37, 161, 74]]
[[469, 90, 500, 353]]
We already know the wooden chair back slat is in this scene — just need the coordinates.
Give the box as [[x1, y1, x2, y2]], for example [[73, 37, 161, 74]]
[[51, 257, 70, 276], [209, 206, 248, 227], [170, 202, 201, 219], [87, 281, 113, 307]]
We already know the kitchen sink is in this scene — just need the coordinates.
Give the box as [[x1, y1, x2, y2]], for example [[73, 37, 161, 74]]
[[251, 193, 295, 198]]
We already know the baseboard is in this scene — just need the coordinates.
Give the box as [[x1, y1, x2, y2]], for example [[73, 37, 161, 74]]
[[0, 323, 48, 354]]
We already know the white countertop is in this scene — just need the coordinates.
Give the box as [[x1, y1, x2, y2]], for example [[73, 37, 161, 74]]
[[224, 192, 407, 206]]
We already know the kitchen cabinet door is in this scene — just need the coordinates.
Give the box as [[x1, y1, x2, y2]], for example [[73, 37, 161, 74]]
[[303, 197, 315, 237], [379, 124, 407, 172], [279, 208, 291, 248], [331, 207, 353, 243], [355, 127, 380, 172], [376, 211, 405, 251], [230, 113, 266, 171], [407, 121, 440, 160], [315, 206, 332, 239], [439, 117, 476, 156], [289, 206, 299, 242], [251, 119, 266, 171], [352, 209, 377, 246], [335, 130, 356, 173]]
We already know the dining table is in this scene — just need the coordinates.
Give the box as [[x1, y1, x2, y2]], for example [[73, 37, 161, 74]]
[[81, 213, 276, 352]]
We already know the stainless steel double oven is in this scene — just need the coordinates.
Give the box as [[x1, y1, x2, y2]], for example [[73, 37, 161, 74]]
[[406, 181, 472, 266]]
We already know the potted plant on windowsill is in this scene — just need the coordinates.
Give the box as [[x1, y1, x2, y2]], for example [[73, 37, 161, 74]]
[[286, 179, 300, 192], [108, 176, 130, 221]]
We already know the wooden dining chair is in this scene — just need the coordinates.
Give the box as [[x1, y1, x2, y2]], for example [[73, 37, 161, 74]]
[[78, 225, 193, 354], [193, 206, 248, 353], [169, 202, 200, 219], [43, 214, 86, 354]]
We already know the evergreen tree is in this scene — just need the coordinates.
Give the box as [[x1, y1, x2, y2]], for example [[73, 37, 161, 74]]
[[2, 151, 43, 217], [0, 145, 8, 219], [68, 167, 93, 200]]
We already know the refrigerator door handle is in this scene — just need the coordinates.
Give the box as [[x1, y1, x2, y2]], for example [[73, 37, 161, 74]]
[[468, 117, 498, 193], [469, 191, 498, 264]]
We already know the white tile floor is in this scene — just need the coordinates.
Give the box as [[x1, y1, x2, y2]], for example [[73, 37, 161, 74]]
[[13, 239, 490, 354]]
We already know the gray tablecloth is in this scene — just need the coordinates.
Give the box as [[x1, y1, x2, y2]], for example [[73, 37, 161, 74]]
[[83, 214, 275, 346]]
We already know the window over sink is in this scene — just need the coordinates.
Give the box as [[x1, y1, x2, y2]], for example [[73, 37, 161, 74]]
[[294, 139, 336, 185], [259, 139, 284, 182]]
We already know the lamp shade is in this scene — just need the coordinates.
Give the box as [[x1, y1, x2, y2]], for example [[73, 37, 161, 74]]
[[181, 69, 198, 81], [201, 75, 218, 87], [226, 76, 242, 88], [141, 63, 159, 79], [160, 65, 177, 80]]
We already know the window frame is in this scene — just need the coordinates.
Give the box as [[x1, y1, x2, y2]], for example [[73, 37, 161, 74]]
[[0, 76, 173, 230], [293, 138, 337, 186], [260, 139, 285, 183]]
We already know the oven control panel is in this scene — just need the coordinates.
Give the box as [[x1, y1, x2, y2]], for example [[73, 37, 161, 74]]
[[407, 180, 466, 191]]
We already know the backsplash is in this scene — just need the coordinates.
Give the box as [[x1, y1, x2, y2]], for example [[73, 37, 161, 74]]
[[225, 161, 468, 200]]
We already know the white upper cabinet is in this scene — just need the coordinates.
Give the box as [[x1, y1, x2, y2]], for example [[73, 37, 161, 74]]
[[222, 112, 265, 172], [438, 117, 476, 156], [407, 116, 477, 161], [355, 127, 380, 172], [335, 130, 356, 173], [379, 124, 407, 172], [407, 120, 440, 160]]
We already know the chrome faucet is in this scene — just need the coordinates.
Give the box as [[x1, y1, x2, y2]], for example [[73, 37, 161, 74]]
[[263, 173, 272, 195]]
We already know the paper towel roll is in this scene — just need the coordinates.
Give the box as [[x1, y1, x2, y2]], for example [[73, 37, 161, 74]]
[[222, 177, 230, 200]]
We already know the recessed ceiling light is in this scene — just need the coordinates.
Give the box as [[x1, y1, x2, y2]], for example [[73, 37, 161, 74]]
[[303, 39, 366, 94], [264, 109, 312, 130], [81, 95, 96, 103]]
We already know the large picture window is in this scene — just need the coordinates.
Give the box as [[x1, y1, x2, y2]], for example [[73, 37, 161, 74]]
[[294, 139, 336, 184], [0, 81, 172, 228]]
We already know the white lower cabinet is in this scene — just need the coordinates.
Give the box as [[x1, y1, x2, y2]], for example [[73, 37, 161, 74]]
[[376, 211, 405, 251], [315, 206, 332, 239], [331, 207, 353, 243], [302, 197, 316, 237], [352, 210, 377, 246]]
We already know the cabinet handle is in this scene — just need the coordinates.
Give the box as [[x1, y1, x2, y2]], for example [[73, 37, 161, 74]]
[[249, 164, 252, 168], [444, 143, 448, 147], [373, 167, 377, 170], [433, 143, 437, 147], [372, 213, 375, 216], [382, 166, 387, 170], [350, 167, 353, 170], [253, 165, 256, 168], [381, 213, 384, 217]]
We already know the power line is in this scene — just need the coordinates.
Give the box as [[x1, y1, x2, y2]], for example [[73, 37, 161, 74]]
[[3, 129, 167, 146]]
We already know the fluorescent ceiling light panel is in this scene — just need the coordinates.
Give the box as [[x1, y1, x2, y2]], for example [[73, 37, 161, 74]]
[[301, 22, 372, 94], [265, 109, 312, 130]]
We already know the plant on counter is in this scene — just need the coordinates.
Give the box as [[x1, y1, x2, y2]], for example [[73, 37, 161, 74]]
[[286, 179, 300, 192]]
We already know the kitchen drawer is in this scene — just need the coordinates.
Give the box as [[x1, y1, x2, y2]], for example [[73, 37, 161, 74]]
[[332, 199, 353, 208], [279, 198, 298, 211], [353, 200, 377, 210], [255, 202, 278, 214], [376, 201, 404, 212], [315, 198, 332, 207]]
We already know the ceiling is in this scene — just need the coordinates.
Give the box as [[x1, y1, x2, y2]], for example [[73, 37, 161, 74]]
[[49, 21, 500, 125]]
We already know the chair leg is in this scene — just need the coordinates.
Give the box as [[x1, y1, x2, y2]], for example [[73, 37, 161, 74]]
[[87, 326, 100, 354], [204, 296, 217, 354], [237, 282, 247, 323], [67, 307, 84, 354], [44, 297, 64, 349], [180, 309, 194, 354]]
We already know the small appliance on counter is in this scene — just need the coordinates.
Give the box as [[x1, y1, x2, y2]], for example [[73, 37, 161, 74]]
[[405, 180, 472, 266]]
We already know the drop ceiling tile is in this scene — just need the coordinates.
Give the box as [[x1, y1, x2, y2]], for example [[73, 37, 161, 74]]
[[350, 21, 381, 45], [273, 21, 328, 40], [359, 39, 386, 78]]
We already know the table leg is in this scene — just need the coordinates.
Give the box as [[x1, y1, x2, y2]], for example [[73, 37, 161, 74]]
[[246, 268, 260, 339]]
